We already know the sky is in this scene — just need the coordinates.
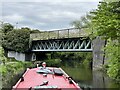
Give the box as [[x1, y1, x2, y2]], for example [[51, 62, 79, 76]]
[[1, 0, 101, 31]]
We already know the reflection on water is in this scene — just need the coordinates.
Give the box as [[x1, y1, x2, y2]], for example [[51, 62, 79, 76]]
[[62, 64, 120, 89]]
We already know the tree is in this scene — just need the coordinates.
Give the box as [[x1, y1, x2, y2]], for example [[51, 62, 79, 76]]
[[90, 1, 120, 80], [90, 2, 120, 39], [2, 28, 30, 52], [0, 47, 7, 64], [71, 15, 92, 29], [71, 14, 95, 39], [21, 27, 31, 31], [30, 29, 40, 33], [0, 22, 7, 64], [2, 23, 14, 34]]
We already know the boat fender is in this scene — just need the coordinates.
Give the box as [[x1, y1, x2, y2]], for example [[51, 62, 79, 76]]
[[68, 76, 73, 80], [20, 77, 24, 82], [28, 87, 32, 90], [68, 77, 73, 84]]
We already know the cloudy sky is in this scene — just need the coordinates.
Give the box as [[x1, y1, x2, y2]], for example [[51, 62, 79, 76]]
[[1, 0, 101, 31]]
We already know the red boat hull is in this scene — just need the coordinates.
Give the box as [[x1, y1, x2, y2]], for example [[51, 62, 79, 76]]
[[13, 67, 81, 90]]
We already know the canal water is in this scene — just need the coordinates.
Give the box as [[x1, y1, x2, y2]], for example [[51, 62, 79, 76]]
[[62, 64, 120, 89]]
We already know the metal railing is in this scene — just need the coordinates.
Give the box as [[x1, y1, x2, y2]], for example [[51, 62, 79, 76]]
[[30, 28, 89, 40]]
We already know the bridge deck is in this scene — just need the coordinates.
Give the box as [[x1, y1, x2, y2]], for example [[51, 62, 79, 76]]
[[30, 28, 90, 41]]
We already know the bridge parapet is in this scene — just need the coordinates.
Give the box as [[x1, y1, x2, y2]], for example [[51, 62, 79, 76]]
[[30, 28, 90, 41]]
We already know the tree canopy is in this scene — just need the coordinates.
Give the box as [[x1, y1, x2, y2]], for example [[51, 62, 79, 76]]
[[2, 29, 30, 52], [1, 23, 41, 52], [90, 2, 120, 40], [1, 23, 14, 34]]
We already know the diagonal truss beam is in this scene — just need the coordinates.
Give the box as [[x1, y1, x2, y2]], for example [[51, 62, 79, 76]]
[[32, 38, 92, 52]]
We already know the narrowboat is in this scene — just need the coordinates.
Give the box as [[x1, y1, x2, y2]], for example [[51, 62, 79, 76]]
[[12, 66, 81, 90]]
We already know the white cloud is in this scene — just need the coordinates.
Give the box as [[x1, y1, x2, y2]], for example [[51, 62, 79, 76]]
[[3, 14, 24, 23], [2, 1, 100, 30], [39, 11, 81, 22]]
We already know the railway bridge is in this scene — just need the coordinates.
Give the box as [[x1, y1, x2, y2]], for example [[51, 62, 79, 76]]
[[30, 28, 106, 69], [31, 28, 92, 52]]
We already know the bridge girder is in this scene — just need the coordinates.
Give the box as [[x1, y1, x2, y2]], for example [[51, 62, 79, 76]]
[[32, 38, 92, 52]]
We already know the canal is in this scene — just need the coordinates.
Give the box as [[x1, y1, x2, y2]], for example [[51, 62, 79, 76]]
[[6, 61, 120, 89], [62, 64, 120, 89]]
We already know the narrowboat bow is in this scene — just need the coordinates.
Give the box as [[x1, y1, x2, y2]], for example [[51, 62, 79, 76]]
[[13, 67, 81, 90]]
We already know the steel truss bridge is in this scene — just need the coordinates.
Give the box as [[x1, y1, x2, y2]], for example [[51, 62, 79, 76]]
[[30, 28, 92, 52], [29, 28, 105, 69]]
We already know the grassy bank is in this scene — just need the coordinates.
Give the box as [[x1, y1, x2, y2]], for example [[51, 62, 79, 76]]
[[0, 47, 35, 89], [0, 60, 34, 89]]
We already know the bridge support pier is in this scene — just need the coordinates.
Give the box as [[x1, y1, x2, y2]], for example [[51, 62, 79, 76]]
[[92, 37, 106, 70]]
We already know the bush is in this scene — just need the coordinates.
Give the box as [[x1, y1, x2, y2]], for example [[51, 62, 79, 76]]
[[2, 29, 30, 52], [0, 47, 7, 64], [1, 60, 34, 88], [105, 40, 120, 80], [45, 59, 61, 67]]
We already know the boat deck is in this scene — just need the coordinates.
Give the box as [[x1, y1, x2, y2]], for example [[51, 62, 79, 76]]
[[13, 67, 80, 90]]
